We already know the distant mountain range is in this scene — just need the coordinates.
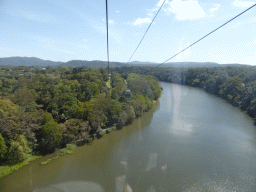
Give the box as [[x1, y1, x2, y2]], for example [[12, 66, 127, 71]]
[[0, 57, 63, 67], [0, 57, 249, 68]]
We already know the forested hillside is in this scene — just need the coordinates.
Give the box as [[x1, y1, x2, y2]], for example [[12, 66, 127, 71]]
[[0, 57, 248, 68], [115, 65, 256, 123], [0, 66, 161, 167]]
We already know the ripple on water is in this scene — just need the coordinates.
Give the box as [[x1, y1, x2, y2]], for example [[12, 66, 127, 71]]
[[183, 173, 256, 192]]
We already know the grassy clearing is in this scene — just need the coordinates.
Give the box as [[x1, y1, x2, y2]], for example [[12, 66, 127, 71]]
[[106, 80, 111, 88], [0, 155, 41, 179]]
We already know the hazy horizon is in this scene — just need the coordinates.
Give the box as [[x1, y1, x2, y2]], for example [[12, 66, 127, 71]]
[[0, 56, 252, 66]]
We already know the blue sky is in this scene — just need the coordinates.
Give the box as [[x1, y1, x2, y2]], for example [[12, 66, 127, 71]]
[[0, 0, 256, 65]]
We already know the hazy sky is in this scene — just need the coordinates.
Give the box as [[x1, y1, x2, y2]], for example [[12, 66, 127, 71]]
[[0, 0, 256, 64]]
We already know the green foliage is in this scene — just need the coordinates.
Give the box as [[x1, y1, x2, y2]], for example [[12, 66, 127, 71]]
[[74, 100, 94, 120], [106, 80, 111, 88], [108, 100, 122, 124], [7, 141, 25, 163], [130, 99, 140, 117], [0, 66, 162, 171], [192, 79, 200, 86], [87, 82, 100, 96], [117, 111, 128, 129], [114, 65, 256, 121], [0, 155, 41, 179], [41, 120, 62, 153], [40, 158, 53, 165], [42, 112, 54, 125], [58, 143, 76, 156], [145, 96, 152, 109], [227, 94, 233, 101], [17, 135, 31, 154], [0, 99, 18, 118], [99, 67, 109, 81], [14, 88, 35, 107], [61, 119, 89, 144], [0, 133, 7, 160], [6, 135, 31, 164], [111, 87, 119, 100], [126, 73, 161, 100]]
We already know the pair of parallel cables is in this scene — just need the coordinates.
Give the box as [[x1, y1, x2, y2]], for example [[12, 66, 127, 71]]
[[105, 0, 256, 174], [105, 1, 256, 69]]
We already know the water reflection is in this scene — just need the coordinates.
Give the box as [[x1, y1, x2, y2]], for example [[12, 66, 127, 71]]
[[169, 84, 194, 137], [145, 153, 158, 172], [147, 186, 156, 192], [170, 119, 194, 137], [116, 175, 126, 192], [115, 175, 133, 192], [120, 160, 128, 170], [161, 164, 167, 172]]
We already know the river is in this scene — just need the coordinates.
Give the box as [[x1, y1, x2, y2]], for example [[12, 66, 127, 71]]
[[0, 82, 256, 192]]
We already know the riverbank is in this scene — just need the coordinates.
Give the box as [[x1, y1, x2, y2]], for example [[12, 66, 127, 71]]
[[2, 82, 255, 191], [40, 125, 117, 165], [0, 155, 41, 179], [0, 98, 159, 177], [158, 80, 256, 125], [186, 84, 256, 125], [0, 126, 117, 176]]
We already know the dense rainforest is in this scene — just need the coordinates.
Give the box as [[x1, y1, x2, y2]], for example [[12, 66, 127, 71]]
[[114, 65, 256, 123], [0, 66, 162, 167]]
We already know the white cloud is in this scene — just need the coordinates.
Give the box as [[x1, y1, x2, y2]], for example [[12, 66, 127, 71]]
[[133, 18, 152, 25], [115, 11, 120, 13], [147, 8, 158, 17], [102, 18, 115, 25], [165, 0, 206, 20], [232, 0, 255, 8], [209, 4, 220, 12], [157, 0, 169, 7], [109, 20, 114, 25]]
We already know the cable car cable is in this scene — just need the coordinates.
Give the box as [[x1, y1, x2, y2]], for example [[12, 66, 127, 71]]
[[154, 3, 256, 68], [106, 0, 110, 74], [126, 0, 167, 65]]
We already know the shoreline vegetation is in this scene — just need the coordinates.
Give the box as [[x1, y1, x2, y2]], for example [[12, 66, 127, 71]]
[[0, 66, 162, 178], [0, 155, 41, 179], [40, 125, 117, 165], [115, 66, 256, 125]]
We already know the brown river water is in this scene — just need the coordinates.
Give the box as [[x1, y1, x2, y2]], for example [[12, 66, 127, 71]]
[[0, 82, 256, 192]]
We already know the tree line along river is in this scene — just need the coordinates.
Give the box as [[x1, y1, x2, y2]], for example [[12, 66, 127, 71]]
[[0, 82, 255, 192]]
